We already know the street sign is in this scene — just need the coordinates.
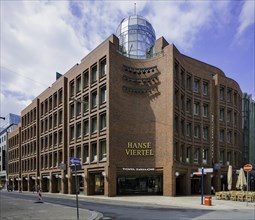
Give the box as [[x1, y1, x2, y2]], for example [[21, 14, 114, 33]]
[[70, 157, 81, 165], [244, 164, 253, 172], [198, 168, 213, 173]]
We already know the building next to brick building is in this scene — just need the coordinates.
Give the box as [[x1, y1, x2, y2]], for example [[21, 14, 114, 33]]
[[0, 113, 21, 189], [7, 15, 243, 196]]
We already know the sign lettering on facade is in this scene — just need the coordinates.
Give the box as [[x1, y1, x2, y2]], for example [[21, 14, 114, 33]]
[[125, 142, 154, 156], [122, 168, 155, 171]]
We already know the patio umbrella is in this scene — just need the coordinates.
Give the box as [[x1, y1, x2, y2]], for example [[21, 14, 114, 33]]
[[227, 165, 232, 190], [236, 168, 247, 191]]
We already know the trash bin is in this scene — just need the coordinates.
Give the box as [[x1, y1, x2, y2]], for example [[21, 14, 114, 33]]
[[204, 196, 212, 206]]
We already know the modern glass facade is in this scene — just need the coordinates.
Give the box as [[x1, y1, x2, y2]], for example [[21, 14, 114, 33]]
[[116, 15, 156, 59]]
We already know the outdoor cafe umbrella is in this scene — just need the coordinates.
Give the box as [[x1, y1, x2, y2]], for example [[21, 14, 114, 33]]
[[236, 168, 247, 191], [227, 165, 232, 190]]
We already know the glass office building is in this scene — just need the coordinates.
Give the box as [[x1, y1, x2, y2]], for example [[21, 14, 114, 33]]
[[116, 15, 156, 59]]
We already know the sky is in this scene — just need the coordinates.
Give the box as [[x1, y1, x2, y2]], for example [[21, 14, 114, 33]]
[[0, 0, 254, 124]]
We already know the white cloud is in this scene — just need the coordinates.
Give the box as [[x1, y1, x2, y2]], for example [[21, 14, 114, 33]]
[[0, 0, 253, 118], [0, 1, 86, 117], [236, 0, 255, 38]]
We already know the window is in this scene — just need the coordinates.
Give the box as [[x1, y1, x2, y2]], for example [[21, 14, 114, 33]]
[[83, 70, 89, 89], [227, 131, 232, 143], [53, 92, 57, 108], [180, 69, 185, 87], [100, 112, 106, 130], [234, 132, 237, 145], [186, 146, 191, 163], [100, 86, 106, 104], [220, 108, 224, 121], [54, 132, 58, 146], [181, 119, 185, 136], [83, 120, 89, 136], [91, 142, 97, 162], [174, 89, 179, 106], [76, 98, 82, 116], [203, 82, 208, 96], [59, 110, 63, 125], [202, 104, 208, 117], [49, 115, 52, 130], [83, 95, 89, 113], [70, 80, 75, 97], [186, 97, 191, 113], [186, 122, 191, 137], [180, 94, 184, 111], [70, 147, 74, 158], [91, 65, 97, 83], [92, 91, 97, 109], [194, 125, 200, 138], [203, 126, 208, 140], [54, 113, 58, 127], [203, 149, 208, 164], [194, 79, 199, 93], [91, 117, 97, 133], [227, 110, 231, 123], [100, 140, 107, 161], [174, 142, 177, 159], [180, 144, 183, 162], [70, 103, 75, 119], [100, 59, 107, 77], [58, 89, 63, 105], [70, 126, 74, 142], [220, 150, 224, 164], [234, 112, 237, 125], [194, 148, 199, 164], [186, 74, 191, 90], [76, 122, 81, 139], [76, 145, 81, 159], [219, 86, 225, 100], [76, 76, 81, 93], [227, 89, 232, 102], [194, 102, 200, 116], [83, 144, 89, 163], [58, 130, 63, 144], [220, 129, 225, 142], [174, 116, 179, 132]]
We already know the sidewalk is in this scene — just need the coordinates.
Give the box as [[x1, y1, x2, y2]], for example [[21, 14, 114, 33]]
[[78, 194, 255, 211], [43, 192, 255, 211]]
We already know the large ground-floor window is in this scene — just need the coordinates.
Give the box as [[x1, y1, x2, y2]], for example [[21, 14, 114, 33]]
[[117, 174, 163, 195]]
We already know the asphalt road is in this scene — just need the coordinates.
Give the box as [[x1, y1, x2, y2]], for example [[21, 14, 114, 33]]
[[1, 191, 255, 220]]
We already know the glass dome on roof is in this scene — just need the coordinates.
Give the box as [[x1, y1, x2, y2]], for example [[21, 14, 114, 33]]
[[116, 15, 156, 59]]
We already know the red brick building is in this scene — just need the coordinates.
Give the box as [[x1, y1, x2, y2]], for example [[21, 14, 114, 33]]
[[8, 15, 242, 196]]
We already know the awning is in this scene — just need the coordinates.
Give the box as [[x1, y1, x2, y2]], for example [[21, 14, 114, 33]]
[[42, 176, 50, 179], [32, 176, 36, 180]]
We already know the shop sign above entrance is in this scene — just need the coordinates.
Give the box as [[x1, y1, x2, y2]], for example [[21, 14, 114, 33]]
[[122, 168, 155, 171]]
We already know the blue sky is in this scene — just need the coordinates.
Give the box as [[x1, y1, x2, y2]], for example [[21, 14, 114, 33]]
[[0, 0, 254, 122]]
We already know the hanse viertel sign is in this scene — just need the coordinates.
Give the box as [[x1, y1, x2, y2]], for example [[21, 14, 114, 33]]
[[125, 142, 154, 156]]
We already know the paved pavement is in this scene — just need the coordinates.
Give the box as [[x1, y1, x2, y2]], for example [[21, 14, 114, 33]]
[[75, 193, 255, 211], [1, 190, 255, 220]]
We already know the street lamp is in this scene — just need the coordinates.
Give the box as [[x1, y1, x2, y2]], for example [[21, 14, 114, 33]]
[[0, 117, 5, 120]]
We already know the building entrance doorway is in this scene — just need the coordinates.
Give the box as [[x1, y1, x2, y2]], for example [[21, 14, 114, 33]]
[[89, 173, 104, 195], [117, 174, 163, 195]]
